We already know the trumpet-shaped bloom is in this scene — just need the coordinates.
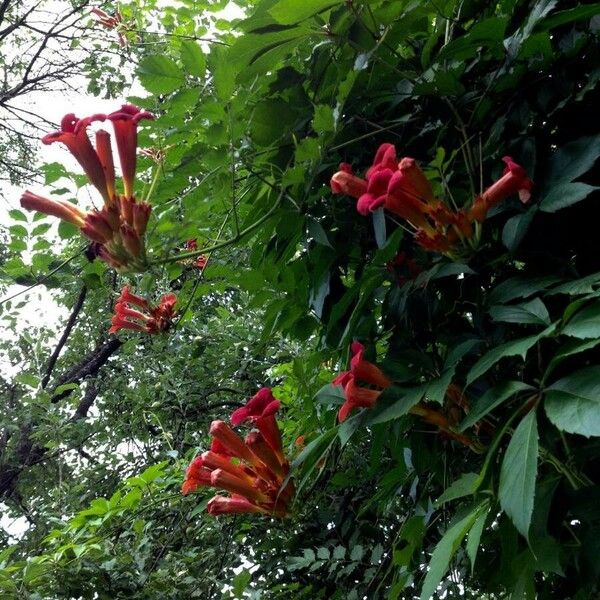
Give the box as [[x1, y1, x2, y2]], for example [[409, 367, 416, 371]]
[[109, 287, 177, 335], [467, 156, 534, 223], [182, 398, 293, 518], [231, 388, 283, 457], [107, 105, 154, 198], [43, 113, 111, 203], [20, 191, 86, 226], [333, 342, 392, 422]]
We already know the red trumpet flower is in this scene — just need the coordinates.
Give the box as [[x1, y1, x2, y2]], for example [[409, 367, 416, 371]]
[[330, 144, 533, 258], [470, 156, 533, 222], [109, 286, 177, 335], [42, 113, 111, 203], [107, 105, 154, 199], [20, 191, 86, 227], [333, 341, 392, 422], [21, 107, 154, 271], [182, 391, 293, 518], [231, 388, 283, 459]]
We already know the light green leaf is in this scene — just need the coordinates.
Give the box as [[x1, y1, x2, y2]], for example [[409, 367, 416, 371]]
[[269, 0, 340, 24], [180, 40, 205, 76], [499, 410, 539, 539], [435, 472, 479, 506], [539, 182, 598, 212], [545, 366, 600, 437], [137, 55, 184, 95]]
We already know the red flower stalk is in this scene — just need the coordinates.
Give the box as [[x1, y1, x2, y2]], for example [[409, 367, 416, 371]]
[[182, 399, 294, 518], [42, 113, 111, 204], [333, 341, 392, 422], [108, 286, 177, 335], [107, 105, 154, 199], [20, 191, 86, 226]]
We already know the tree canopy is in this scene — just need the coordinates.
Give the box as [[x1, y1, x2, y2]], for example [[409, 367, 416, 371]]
[[1, 0, 600, 598]]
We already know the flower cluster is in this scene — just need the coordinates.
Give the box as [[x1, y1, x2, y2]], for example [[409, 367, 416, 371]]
[[109, 286, 177, 335], [91, 7, 128, 48], [333, 342, 475, 447], [330, 144, 533, 257], [182, 388, 294, 517], [20, 105, 153, 271], [185, 240, 208, 270]]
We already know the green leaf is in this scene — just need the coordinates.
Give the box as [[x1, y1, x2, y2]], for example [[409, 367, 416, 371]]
[[438, 17, 507, 61], [364, 386, 425, 426], [291, 428, 337, 492], [460, 381, 534, 431], [545, 366, 600, 437], [350, 544, 364, 561], [314, 383, 344, 405], [313, 104, 335, 133], [539, 182, 598, 212], [232, 569, 251, 597], [544, 337, 600, 380], [538, 3, 600, 30], [466, 328, 553, 385], [419, 504, 487, 600], [499, 410, 539, 539], [180, 40, 205, 76], [466, 509, 489, 574], [137, 55, 185, 95], [562, 301, 600, 339], [251, 99, 296, 146], [488, 275, 561, 304], [435, 473, 479, 506], [502, 207, 537, 251], [269, 0, 339, 25], [545, 135, 600, 188], [9, 209, 27, 222], [489, 298, 550, 326], [307, 219, 332, 248]]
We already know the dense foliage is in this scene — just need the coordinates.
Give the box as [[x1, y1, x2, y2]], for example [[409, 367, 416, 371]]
[[1, 0, 600, 598]]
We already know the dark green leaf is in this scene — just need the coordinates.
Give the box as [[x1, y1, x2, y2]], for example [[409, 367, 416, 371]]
[[460, 381, 534, 431], [419, 503, 487, 600], [562, 301, 600, 339], [499, 410, 539, 539], [545, 366, 600, 437], [489, 298, 550, 326], [539, 182, 598, 212]]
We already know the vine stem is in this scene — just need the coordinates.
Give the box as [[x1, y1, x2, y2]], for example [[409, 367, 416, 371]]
[[151, 188, 285, 266]]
